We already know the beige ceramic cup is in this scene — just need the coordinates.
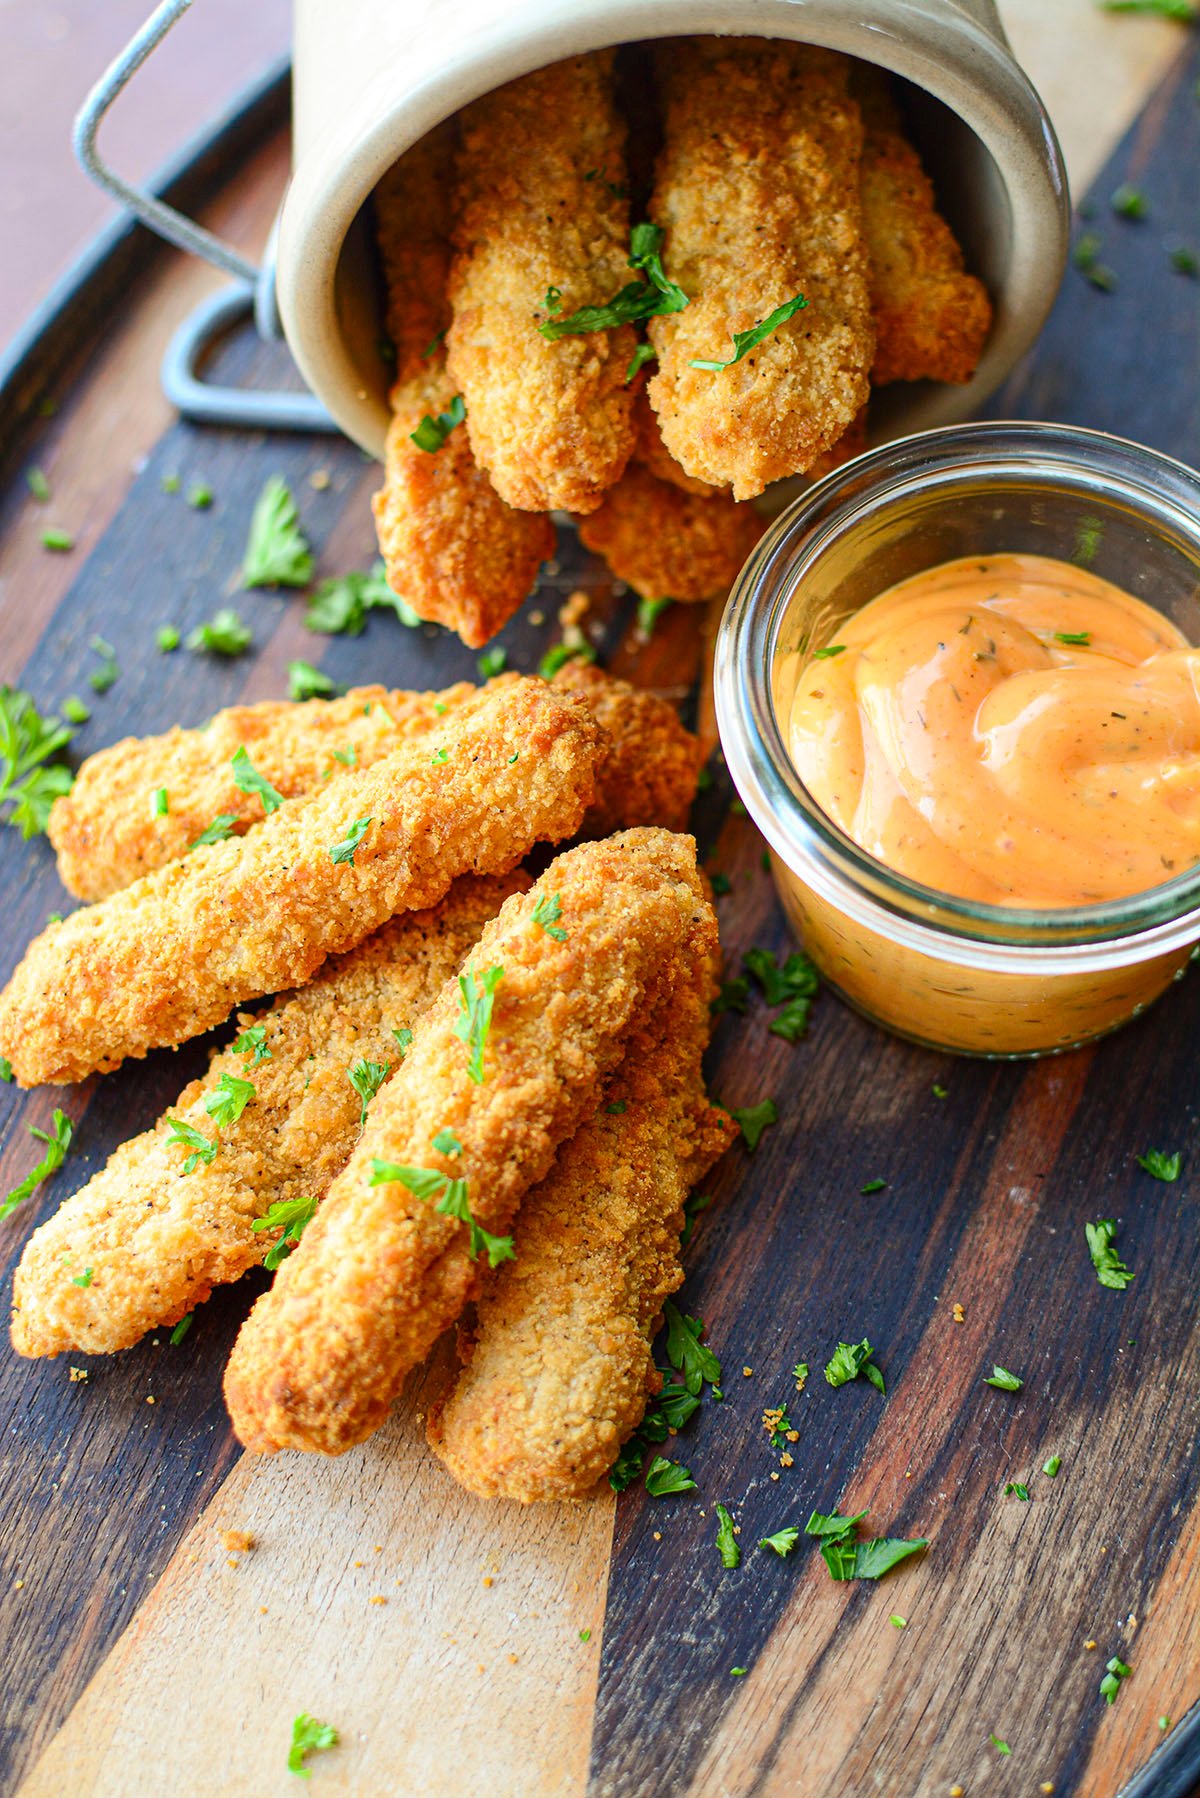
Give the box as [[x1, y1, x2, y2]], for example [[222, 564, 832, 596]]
[[277, 0, 1069, 460]]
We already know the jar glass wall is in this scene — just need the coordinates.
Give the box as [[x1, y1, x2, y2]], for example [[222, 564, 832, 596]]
[[715, 423, 1200, 1058]]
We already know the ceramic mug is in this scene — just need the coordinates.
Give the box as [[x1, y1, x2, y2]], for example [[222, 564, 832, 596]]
[[277, 0, 1070, 461]]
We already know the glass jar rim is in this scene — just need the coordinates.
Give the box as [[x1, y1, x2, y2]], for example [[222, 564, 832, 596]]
[[715, 419, 1200, 959]]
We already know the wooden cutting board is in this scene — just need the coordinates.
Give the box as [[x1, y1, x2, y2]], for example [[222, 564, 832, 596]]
[[1, 8, 1198, 1794]]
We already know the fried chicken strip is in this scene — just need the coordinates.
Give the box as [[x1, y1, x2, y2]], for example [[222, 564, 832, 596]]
[[48, 668, 698, 902], [0, 679, 603, 1087], [853, 67, 992, 385], [647, 39, 873, 499], [577, 462, 764, 602], [11, 874, 525, 1358], [370, 130, 554, 646], [223, 828, 707, 1456], [425, 889, 735, 1501], [447, 52, 637, 514]]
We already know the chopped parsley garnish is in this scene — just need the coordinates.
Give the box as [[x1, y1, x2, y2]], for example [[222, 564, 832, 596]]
[[679, 1190, 713, 1249], [1170, 244, 1199, 276], [288, 660, 336, 701], [0, 1110, 74, 1221], [162, 473, 181, 493], [710, 872, 732, 896], [743, 946, 819, 1042], [204, 1071, 256, 1128], [793, 1361, 809, 1391], [231, 745, 285, 815], [932, 1082, 948, 1099], [0, 685, 75, 838], [1102, 0, 1192, 15], [187, 607, 252, 657], [644, 1455, 697, 1497], [234, 1024, 272, 1066], [369, 1153, 513, 1267], [985, 1365, 1023, 1392], [1043, 1454, 1061, 1478], [805, 1508, 927, 1581], [288, 1712, 338, 1777], [1137, 1148, 1180, 1181], [663, 1300, 722, 1396], [253, 1194, 319, 1270], [637, 596, 673, 636], [170, 1311, 194, 1344], [990, 1734, 1011, 1757], [890, 1614, 907, 1629], [730, 1667, 748, 1678], [860, 1178, 887, 1195], [610, 1439, 647, 1493], [455, 964, 503, 1083], [72, 1267, 93, 1288], [763, 1403, 794, 1449], [537, 222, 688, 343], [1086, 1217, 1133, 1290], [1074, 231, 1117, 291], [26, 466, 50, 502], [715, 1503, 741, 1569], [164, 1115, 217, 1175], [348, 1057, 390, 1129], [730, 1097, 777, 1151], [824, 1339, 885, 1394], [329, 816, 373, 865], [1111, 183, 1148, 219], [478, 647, 507, 680], [305, 561, 421, 634], [62, 696, 90, 724], [813, 643, 846, 660], [1100, 1656, 1132, 1704], [1054, 630, 1092, 646], [187, 481, 213, 510], [152, 787, 169, 817], [625, 341, 658, 383], [242, 476, 314, 588], [538, 641, 597, 681], [1004, 1482, 1031, 1501], [391, 1026, 414, 1057], [410, 394, 466, 453], [0, 1058, 11, 1083], [189, 812, 239, 850], [605, 1100, 627, 1115], [760, 1528, 800, 1558], [642, 1383, 701, 1439], [711, 977, 750, 1017], [87, 636, 119, 694], [430, 747, 449, 765], [689, 293, 807, 371], [531, 891, 567, 941], [156, 624, 181, 652], [542, 286, 563, 315], [41, 527, 74, 552]]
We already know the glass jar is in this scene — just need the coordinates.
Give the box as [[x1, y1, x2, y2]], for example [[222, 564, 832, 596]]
[[714, 422, 1200, 1058]]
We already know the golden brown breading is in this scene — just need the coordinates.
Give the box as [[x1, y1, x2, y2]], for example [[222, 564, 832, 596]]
[[0, 680, 604, 1087], [632, 384, 718, 496], [576, 462, 764, 602], [806, 402, 869, 481], [447, 53, 637, 514], [425, 890, 735, 1501], [10, 874, 525, 1359], [371, 127, 555, 645], [48, 668, 699, 903], [372, 374, 554, 648], [647, 39, 873, 499], [49, 684, 476, 902], [853, 67, 992, 385], [553, 659, 701, 838], [222, 828, 708, 1457]]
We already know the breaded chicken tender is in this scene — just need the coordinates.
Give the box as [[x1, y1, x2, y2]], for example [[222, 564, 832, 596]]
[[0, 680, 604, 1087], [425, 891, 735, 1501], [807, 402, 869, 480], [632, 384, 718, 496], [854, 67, 992, 385], [447, 52, 638, 514], [647, 40, 873, 499], [49, 683, 475, 902], [553, 659, 701, 838], [47, 668, 698, 902], [371, 130, 554, 646], [10, 875, 524, 1358], [222, 828, 708, 1457], [576, 462, 764, 602]]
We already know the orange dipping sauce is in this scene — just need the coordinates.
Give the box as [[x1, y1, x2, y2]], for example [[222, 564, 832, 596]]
[[785, 552, 1200, 907]]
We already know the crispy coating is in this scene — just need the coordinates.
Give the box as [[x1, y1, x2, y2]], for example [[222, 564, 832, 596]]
[[48, 668, 698, 902], [647, 39, 873, 500], [372, 128, 554, 645], [632, 384, 718, 496], [425, 892, 735, 1501], [553, 659, 701, 838], [447, 53, 637, 514], [222, 828, 708, 1456], [854, 67, 992, 385], [10, 874, 525, 1358], [807, 402, 869, 481], [49, 684, 476, 902], [372, 373, 554, 648], [0, 680, 604, 1087], [576, 461, 764, 602]]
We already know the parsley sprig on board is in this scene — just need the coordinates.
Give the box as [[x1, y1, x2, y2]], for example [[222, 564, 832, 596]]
[[288, 1713, 338, 1777], [1086, 1218, 1133, 1290], [0, 1110, 74, 1221], [305, 561, 421, 634], [241, 476, 314, 589], [804, 1508, 927, 1581], [824, 1339, 886, 1394], [0, 686, 75, 838]]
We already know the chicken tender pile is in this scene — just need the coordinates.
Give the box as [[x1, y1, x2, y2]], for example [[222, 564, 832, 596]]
[[370, 42, 990, 639]]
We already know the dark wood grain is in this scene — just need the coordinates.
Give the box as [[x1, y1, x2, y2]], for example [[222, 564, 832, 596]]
[[0, 30, 1198, 1798]]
